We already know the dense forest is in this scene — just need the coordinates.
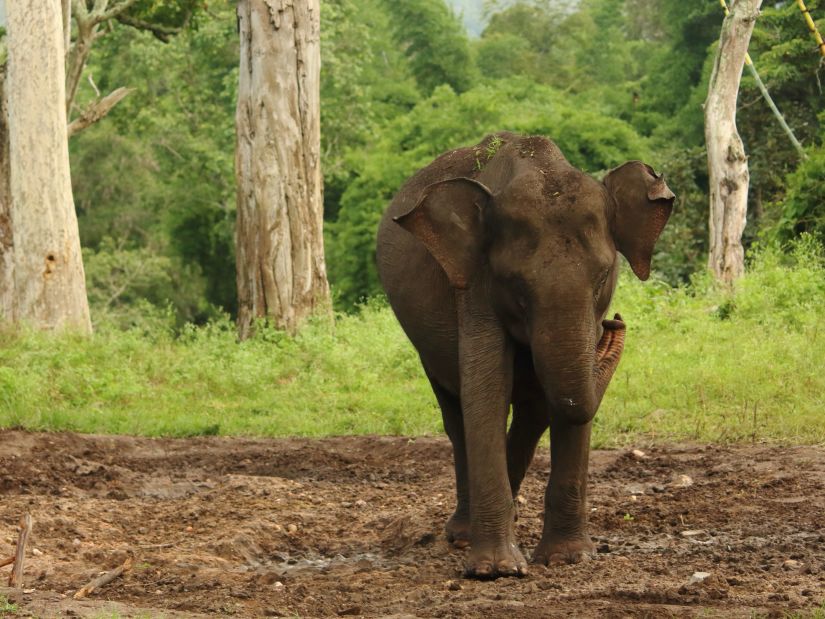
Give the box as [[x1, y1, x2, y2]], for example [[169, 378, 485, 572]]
[[54, 0, 825, 326]]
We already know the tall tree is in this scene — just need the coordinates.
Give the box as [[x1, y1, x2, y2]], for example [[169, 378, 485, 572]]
[[705, 0, 763, 283], [0, 0, 91, 331], [235, 0, 331, 336]]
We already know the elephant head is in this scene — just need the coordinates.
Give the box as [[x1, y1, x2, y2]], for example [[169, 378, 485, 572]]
[[394, 137, 674, 425]]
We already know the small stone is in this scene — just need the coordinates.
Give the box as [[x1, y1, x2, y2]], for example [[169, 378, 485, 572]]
[[631, 449, 647, 459], [72, 538, 81, 547], [516, 494, 527, 505], [681, 530, 705, 537], [446, 580, 462, 591], [673, 475, 693, 488], [32, 548, 43, 556], [626, 483, 645, 496], [689, 571, 711, 585], [354, 499, 367, 508], [783, 559, 803, 570], [651, 485, 667, 493], [274, 581, 284, 588], [286, 524, 298, 534], [22, 588, 35, 595], [185, 526, 194, 532]]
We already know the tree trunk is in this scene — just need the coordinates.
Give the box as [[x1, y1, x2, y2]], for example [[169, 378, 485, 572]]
[[235, 0, 331, 337], [0, 0, 91, 332], [0, 63, 13, 317], [705, 0, 762, 284]]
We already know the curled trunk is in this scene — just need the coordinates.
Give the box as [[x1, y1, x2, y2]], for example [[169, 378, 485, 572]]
[[532, 315, 625, 425]]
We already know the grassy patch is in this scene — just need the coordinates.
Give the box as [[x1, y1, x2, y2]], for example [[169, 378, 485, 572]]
[[0, 595, 17, 615], [1, 240, 823, 447]]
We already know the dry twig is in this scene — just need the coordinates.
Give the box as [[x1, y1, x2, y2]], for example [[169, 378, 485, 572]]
[[7, 513, 33, 587], [74, 556, 133, 599], [67, 87, 134, 137]]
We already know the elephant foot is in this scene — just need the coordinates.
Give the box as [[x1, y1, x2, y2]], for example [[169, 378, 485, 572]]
[[463, 541, 528, 579], [532, 535, 595, 566], [445, 512, 471, 549]]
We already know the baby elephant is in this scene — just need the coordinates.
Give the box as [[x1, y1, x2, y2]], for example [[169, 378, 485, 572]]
[[376, 132, 674, 578]]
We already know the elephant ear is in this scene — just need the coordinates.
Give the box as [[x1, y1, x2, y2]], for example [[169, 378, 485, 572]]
[[603, 161, 675, 281], [393, 177, 492, 289]]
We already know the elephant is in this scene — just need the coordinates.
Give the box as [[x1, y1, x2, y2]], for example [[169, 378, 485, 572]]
[[375, 132, 674, 579]]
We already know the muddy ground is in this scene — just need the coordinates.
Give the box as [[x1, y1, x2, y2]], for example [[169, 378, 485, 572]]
[[1, 430, 824, 618]]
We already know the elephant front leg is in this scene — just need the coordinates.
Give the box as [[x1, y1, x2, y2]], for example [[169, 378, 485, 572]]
[[463, 403, 528, 578], [458, 317, 527, 578], [532, 415, 595, 565]]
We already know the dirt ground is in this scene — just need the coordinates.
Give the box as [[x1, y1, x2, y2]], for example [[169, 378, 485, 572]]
[[1, 430, 824, 618]]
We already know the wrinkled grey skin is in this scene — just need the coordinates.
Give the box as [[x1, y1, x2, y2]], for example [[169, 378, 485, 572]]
[[376, 133, 674, 579]]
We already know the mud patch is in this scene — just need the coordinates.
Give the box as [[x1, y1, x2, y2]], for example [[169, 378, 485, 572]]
[[1, 431, 824, 617]]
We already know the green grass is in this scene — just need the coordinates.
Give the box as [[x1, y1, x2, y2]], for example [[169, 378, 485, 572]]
[[0, 595, 17, 616], [1, 239, 823, 447]]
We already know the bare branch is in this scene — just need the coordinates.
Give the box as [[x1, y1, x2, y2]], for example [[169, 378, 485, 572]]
[[62, 0, 72, 56], [97, 0, 141, 24], [115, 13, 183, 42], [74, 556, 133, 599], [72, 0, 90, 22], [68, 87, 133, 138], [87, 73, 101, 98]]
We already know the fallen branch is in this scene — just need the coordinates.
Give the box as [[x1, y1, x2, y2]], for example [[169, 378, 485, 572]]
[[67, 87, 134, 138], [8, 513, 33, 587], [74, 556, 133, 599]]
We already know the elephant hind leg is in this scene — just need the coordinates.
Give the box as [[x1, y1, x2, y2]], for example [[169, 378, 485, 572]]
[[427, 375, 471, 549], [507, 395, 549, 500]]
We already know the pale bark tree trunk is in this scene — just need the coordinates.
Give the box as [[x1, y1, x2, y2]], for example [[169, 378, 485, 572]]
[[0, 62, 12, 316], [705, 0, 763, 284], [235, 0, 331, 337], [0, 0, 91, 332]]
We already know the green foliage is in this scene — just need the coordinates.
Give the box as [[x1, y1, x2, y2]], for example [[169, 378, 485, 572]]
[[779, 144, 825, 241], [71, 4, 238, 317], [383, 0, 478, 95], [83, 238, 216, 330], [122, 0, 204, 31], [320, 0, 421, 219], [2, 243, 824, 446]]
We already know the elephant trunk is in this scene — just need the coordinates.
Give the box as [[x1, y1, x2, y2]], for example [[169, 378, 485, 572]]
[[531, 314, 625, 425]]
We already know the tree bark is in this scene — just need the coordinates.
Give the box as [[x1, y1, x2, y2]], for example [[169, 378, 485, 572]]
[[705, 0, 763, 283], [1, 0, 92, 332], [0, 62, 13, 317], [235, 0, 331, 337]]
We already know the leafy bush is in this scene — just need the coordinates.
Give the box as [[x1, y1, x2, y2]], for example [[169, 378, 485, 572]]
[[776, 145, 825, 243]]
